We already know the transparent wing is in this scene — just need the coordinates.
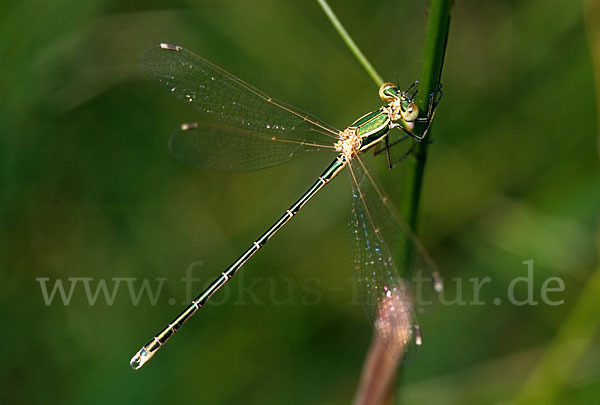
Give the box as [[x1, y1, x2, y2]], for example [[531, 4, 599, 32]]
[[170, 122, 335, 172], [347, 155, 440, 358], [142, 44, 342, 146]]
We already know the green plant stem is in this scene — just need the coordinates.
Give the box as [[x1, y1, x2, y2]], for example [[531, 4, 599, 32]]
[[316, 0, 384, 86], [403, 0, 451, 235]]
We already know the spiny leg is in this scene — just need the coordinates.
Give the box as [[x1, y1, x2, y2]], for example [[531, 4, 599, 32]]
[[386, 139, 417, 169]]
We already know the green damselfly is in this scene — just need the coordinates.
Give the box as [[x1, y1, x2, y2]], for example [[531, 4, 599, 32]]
[[130, 43, 440, 369]]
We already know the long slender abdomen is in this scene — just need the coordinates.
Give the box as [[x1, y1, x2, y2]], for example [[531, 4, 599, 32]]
[[130, 154, 347, 369]]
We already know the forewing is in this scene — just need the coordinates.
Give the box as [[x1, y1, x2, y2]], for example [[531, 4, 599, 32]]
[[143, 44, 341, 146]]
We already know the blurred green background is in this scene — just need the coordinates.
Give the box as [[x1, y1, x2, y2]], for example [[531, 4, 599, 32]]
[[2, 0, 599, 403]]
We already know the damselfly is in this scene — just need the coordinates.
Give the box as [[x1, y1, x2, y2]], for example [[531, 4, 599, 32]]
[[130, 43, 440, 369]]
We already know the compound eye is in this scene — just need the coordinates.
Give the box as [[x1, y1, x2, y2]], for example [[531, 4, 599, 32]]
[[403, 102, 419, 121], [379, 82, 399, 102]]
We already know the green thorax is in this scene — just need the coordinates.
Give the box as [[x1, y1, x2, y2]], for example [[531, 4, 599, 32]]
[[350, 108, 391, 151]]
